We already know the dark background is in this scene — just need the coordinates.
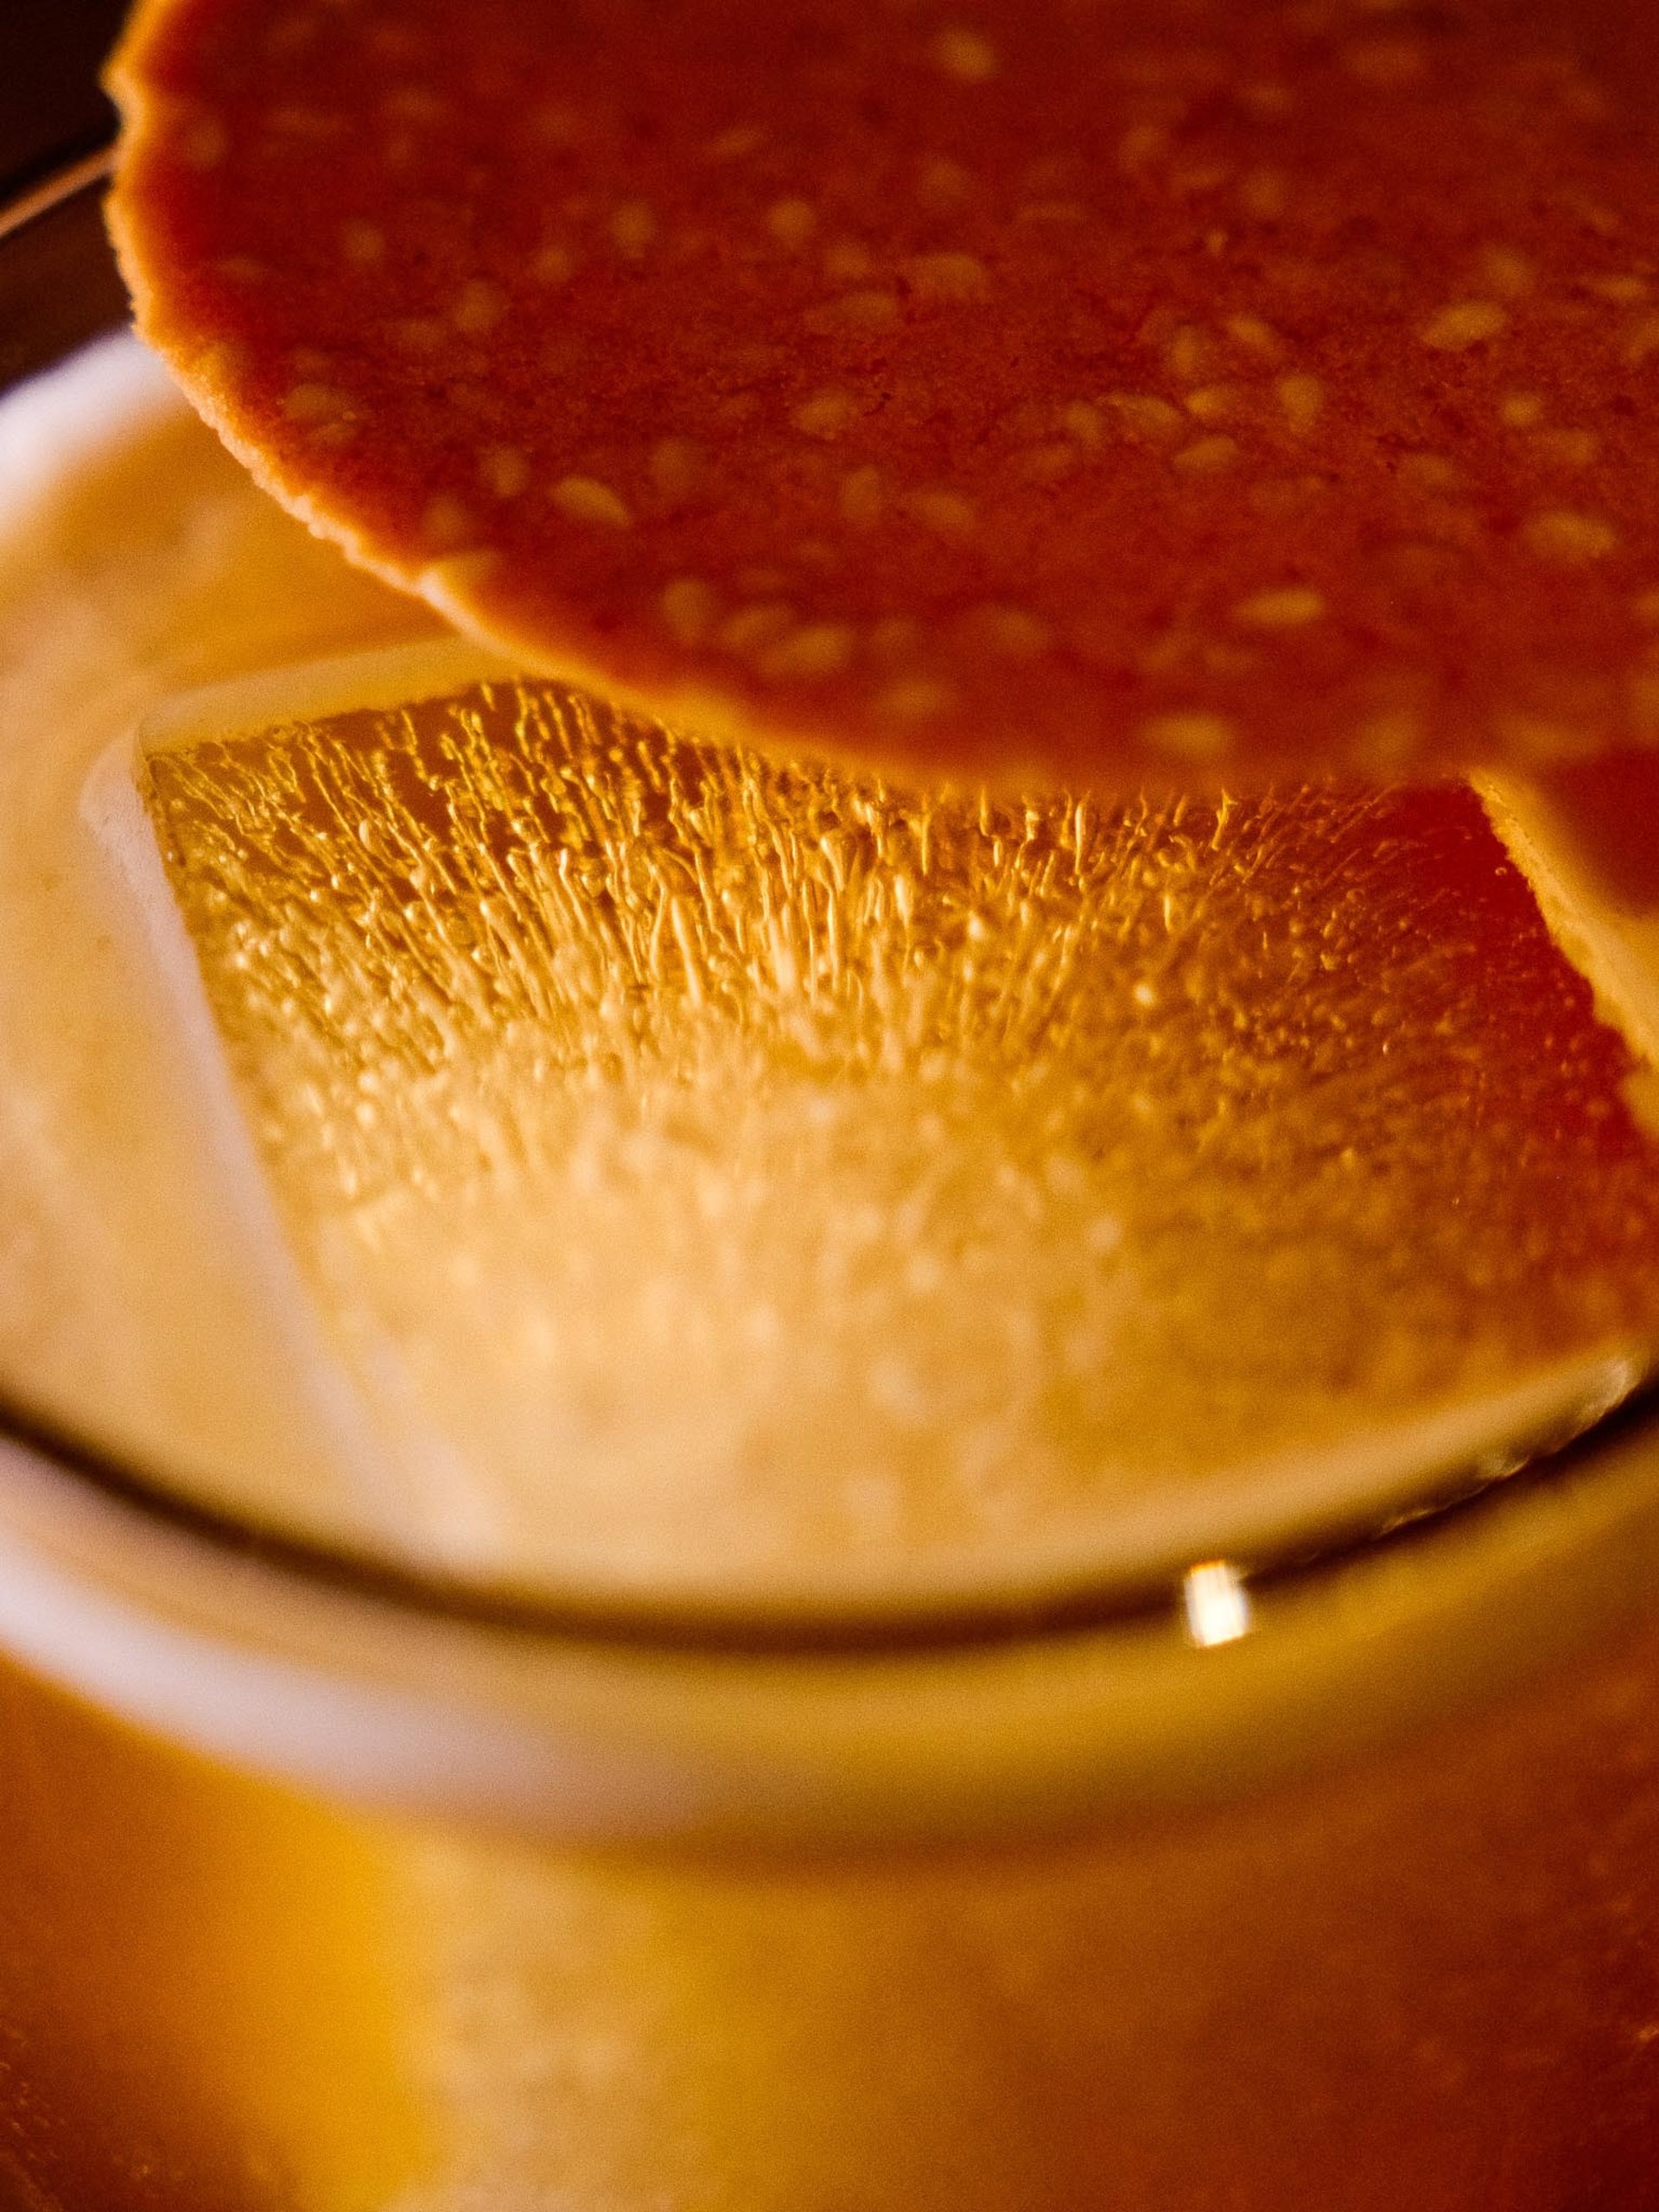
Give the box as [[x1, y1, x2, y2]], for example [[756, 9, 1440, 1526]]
[[3, 0, 130, 203], [1, 1, 136, 388]]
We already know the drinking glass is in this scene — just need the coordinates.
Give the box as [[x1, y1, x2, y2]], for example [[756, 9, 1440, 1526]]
[[6, 160, 1659, 2212]]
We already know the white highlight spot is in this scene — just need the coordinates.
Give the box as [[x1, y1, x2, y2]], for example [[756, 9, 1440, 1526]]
[[1183, 1560, 1253, 1647]]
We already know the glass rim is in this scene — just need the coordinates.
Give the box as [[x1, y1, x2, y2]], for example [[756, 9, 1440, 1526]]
[[4, 1350, 1659, 1845], [4, 1357, 1657, 1659]]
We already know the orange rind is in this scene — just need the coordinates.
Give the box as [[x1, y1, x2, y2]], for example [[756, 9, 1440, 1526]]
[[108, 0, 1659, 791]]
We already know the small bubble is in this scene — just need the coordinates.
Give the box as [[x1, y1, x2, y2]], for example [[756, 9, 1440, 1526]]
[[659, 576, 721, 645], [757, 624, 858, 682], [804, 290, 900, 335], [340, 220, 385, 266], [479, 446, 531, 499], [610, 201, 657, 259], [450, 280, 505, 336], [839, 466, 887, 530], [552, 475, 632, 530], [792, 389, 861, 440], [1233, 587, 1325, 629], [931, 25, 999, 81], [903, 252, 991, 303], [766, 198, 817, 250], [875, 676, 957, 719], [904, 487, 977, 537], [420, 494, 475, 549], [531, 243, 576, 286], [1139, 711, 1236, 760], [1499, 391, 1546, 429], [1420, 300, 1509, 352], [1275, 373, 1325, 435], [1522, 510, 1618, 563], [649, 438, 707, 505], [1172, 435, 1241, 476], [177, 111, 227, 168]]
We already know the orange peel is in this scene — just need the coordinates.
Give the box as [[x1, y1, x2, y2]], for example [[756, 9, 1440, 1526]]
[[108, 0, 1659, 791]]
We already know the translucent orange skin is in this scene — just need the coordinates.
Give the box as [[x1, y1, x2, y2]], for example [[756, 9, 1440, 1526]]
[[108, 0, 1659, 794]]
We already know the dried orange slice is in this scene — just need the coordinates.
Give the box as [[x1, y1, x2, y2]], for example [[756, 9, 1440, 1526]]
[[109, 0, 1659, 791]]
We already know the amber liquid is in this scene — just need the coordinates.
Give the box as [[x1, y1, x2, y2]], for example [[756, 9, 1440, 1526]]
[[9, 1597, 1659, 2212]]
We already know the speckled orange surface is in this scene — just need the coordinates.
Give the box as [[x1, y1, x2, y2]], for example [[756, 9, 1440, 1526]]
[[109, 0, 1659, 791]]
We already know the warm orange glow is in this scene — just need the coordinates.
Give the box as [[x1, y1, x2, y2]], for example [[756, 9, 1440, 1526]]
[[134, 674, 1659, 1594]]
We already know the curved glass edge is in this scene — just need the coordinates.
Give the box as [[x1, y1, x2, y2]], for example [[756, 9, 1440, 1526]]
[[0, 1363, 1654, 1658], [3, 1375, 1659, 1846]]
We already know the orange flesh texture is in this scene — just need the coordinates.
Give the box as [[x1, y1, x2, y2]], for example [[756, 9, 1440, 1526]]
[[108, 0, 1659, 796], [130, 698, 1659, 1591]]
